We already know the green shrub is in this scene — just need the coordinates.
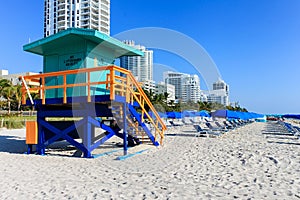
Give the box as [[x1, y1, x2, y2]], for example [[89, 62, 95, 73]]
[[3, 119, 24, 129]]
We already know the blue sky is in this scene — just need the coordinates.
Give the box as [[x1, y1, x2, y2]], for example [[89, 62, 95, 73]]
[[0, 1, 300, 114]]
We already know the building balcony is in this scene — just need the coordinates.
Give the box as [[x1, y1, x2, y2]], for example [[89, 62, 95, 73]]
[[102, 0, 109, 6], [81, 3, 90, 9], [101, 21, 109, 27], [91, 24, 99, 30], [57, 12, 66, 17], [57, 17, 66, 22], [100, 27, 109, 33], [81, 21, 89, 26], [100, 4, 109, 11], [91, 1, 99, 9], [81, 9, 90, 14], [91, 16, 98, 22], [57, 23, 67, 28], [91, 8, 99, 14], [57, 1, 66, 7], [91, 11, 98, 17], [101, 15, 108, 21], [81, 15, 89, 19], [100, 10, 109, 17]]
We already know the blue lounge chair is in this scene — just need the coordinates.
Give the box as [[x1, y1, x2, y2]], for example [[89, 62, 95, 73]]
[[193, 124, 222, 137]]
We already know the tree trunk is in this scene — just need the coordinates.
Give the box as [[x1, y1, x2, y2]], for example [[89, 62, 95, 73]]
[[18, 100, 22, 111], [7, 99, 11, 115]]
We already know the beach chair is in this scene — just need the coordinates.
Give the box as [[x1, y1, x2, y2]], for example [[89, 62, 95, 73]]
[[214, 121, 230, 132], [183, 118, 193, 125], [223, 121, 235, 129], [222, 120, 234, 129], [165, 120, 173, 128], [284, 123, 300, 137], [169, 120, 183, 126], [205, 122, 226, 132], [261, 121, 298, 137], [193, 124, 222, 137], [229, 120, 241, 128]]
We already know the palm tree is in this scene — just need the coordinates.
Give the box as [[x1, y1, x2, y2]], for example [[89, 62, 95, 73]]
[[14, 84, 23, 112], [2, 84, 16, 114], [163, 92, 169, 102], [0, 79, 14, 113], [0, 79, 11, 90], [198, 101, 212, 112]]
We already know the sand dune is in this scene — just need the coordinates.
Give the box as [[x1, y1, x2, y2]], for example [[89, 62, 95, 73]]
[[0, 122, 299, 199]]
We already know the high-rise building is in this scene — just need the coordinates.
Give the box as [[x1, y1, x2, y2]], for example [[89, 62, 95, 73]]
[[182, 75, 201, 103], [213, 78, 229, 96], [44, 0, 110, 37], [163, 71, 201, 103], [142, 79, 156, 92], [120, 40, 153, 82], [156, 82, 176, 102], [163, 71, 184, 100], [206, 78, 229, 106]]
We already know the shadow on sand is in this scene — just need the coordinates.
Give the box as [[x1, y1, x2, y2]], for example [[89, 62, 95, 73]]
[[165, 133, 197, 137], [0, 135, 27, 154], [267, 140, 300, 146]]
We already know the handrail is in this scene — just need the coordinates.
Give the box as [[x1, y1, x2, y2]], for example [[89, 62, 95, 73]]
[[20, 65, 166, 144], [111, 66, 166, 127], [109, 66, 166, 143], [111, 66, 166, 137]]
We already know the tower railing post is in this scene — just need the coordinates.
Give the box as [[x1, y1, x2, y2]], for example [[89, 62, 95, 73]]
[[110, 66, 115, 100], [87, 72, 91, 102], [41, 77, 45, 105], [63, 74, 67, 104]]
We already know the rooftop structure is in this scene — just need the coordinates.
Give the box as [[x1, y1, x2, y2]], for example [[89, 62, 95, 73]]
[[24, 28, 142, 98]]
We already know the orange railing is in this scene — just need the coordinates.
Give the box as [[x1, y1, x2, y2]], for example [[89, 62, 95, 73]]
[[21, 65, 166, 144]]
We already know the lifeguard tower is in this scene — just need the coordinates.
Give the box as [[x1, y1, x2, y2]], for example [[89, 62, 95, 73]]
[[21, 28, 166, 158]]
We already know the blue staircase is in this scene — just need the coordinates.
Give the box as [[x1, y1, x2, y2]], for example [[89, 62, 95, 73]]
[[109, 101, 159, 146]]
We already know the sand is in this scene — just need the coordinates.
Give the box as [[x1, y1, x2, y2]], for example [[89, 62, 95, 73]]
[[0, 122, 299, 199]]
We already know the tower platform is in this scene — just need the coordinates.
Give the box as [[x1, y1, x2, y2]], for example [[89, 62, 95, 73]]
[[21, 65, 166, 158]]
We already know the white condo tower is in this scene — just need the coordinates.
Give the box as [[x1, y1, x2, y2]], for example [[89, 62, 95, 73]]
[[44, 0, 110, 37]]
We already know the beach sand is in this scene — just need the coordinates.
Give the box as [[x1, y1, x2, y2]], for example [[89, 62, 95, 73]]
[[0, 122, 299, 199]]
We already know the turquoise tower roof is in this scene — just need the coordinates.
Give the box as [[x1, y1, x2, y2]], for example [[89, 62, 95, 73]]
[[23, 28, 143, 57]]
